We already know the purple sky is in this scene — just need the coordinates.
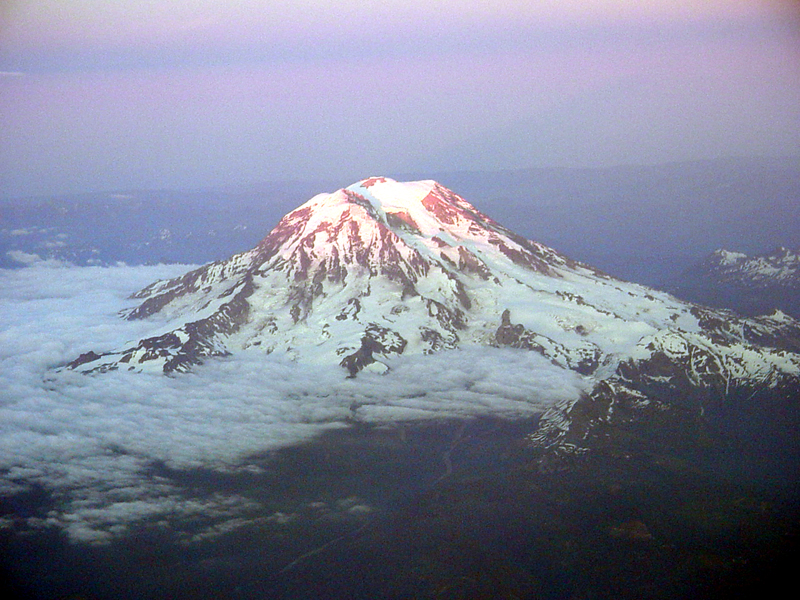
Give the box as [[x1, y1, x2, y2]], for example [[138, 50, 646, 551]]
[[1, 0, 798, 198]]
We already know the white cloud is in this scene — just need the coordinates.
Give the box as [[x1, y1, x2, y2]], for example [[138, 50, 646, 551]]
[[6, 250, 44, 265], [0, 262, 586, 542], [5, 249, 70, 268]]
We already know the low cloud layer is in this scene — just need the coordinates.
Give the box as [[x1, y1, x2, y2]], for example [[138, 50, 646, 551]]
[[0, 263, 587, 542]]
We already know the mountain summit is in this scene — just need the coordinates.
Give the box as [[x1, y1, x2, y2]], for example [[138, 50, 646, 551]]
[[69, 178, 800, 398]]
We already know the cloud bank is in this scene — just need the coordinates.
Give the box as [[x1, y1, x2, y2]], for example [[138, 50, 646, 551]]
[[0, 262, 587, 542]]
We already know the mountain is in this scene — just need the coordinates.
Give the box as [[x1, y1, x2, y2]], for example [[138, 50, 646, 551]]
[[67, 178, 800, 458], [668, 247, 800, 319]]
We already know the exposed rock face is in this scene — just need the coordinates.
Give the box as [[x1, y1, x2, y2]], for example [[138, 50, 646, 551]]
[[340, 325, 407, 377], [494, 309, 602, 375]]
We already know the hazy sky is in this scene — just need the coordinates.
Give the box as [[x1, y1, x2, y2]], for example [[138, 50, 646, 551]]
[[1, 0, 798, 198]]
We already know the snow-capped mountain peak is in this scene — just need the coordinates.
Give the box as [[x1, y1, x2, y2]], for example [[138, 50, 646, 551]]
[[250, 176, 571, 288], [68, 179, 800, 408], [706, 247, 799, 281]]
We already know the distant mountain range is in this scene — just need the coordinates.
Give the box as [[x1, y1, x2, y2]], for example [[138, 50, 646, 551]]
[[668, 246, 800, 319], [66, 177, 800, 463]]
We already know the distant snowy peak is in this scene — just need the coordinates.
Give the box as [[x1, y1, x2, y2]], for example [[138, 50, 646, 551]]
[[710, 249, 749, 267], [704, 247, 800, 287], [668, 246, 800, 320]]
